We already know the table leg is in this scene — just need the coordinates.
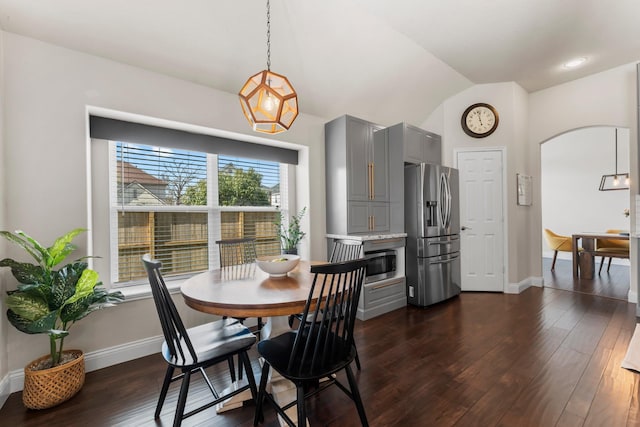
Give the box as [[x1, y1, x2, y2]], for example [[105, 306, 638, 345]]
[[580, 237, 596, 279], [215, 317, 291, 414], [216, 317, 306, 426], [572, 235, 580, 277]]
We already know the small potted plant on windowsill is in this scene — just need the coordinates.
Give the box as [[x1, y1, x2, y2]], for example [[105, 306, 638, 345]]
[[0, 228, 124, 409], [275, 207, 306, 255]]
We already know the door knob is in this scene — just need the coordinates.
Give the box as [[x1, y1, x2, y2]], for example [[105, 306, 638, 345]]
[[461, 226, 472, 231]]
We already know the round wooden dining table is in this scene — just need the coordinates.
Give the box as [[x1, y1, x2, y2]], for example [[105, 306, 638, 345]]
[[180, 260, 320, 319]]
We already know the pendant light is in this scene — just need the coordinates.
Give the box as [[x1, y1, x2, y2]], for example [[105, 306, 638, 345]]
[[238, 0, 298, 134], [599, 127, 630, 191]]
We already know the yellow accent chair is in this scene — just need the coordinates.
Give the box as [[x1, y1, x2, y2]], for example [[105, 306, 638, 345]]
[[596, 229, 630, 274], [543, 228, 573, 272]]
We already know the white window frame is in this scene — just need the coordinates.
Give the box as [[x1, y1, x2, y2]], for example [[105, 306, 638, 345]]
[[100, 141, 293, 289]]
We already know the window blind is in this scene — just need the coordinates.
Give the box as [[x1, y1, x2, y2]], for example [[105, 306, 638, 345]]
[[91, 115, 299, 165], [110, 142, 283, 284]]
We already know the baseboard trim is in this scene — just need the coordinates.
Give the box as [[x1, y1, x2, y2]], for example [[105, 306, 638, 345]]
[[7, 335, 163, 395], [629, 290, 638, 304], [0, 372, 10, 409], [506, 276, 543, 294]]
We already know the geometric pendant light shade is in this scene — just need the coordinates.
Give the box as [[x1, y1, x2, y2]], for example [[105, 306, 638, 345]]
[[238, 0, 298, 134], [239, 69, 298, 134], [599, 127, 630, 191]]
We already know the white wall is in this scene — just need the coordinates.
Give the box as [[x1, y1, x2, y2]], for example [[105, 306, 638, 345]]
[[529, 62, 639, 301], [2, 32, 328, 372], [0, 28, 8, 404], [423, 82, 534, 286], [541, 127, 631, 261], [423, 62, 639, 299]]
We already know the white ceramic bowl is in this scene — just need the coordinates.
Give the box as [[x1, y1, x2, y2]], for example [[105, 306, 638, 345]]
[[256, 254, 301, 277]]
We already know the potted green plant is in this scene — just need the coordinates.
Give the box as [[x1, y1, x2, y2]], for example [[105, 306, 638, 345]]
[[275, 207, 306, 254], [0, 228, 124, 409]]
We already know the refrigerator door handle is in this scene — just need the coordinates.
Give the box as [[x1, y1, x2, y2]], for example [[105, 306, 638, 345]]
[[447, 174, 452, 227], [440, 173, 452, 229], [419, 165, 426, 236], [429, 254, 460, 265], [427, 237, 460, 245], [439, 173, 447, 227], [444, 174, 450, 228]]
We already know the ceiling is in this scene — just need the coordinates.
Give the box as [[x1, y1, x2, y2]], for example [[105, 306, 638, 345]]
[[0, 0, 638, 126]]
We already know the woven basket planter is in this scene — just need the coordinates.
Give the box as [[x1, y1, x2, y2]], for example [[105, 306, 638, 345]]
[[22, 349, 85, 410]]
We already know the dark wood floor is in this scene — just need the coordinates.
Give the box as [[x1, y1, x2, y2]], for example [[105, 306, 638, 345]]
[[2, 286, 639, 426], [543, 257, 630, 301]]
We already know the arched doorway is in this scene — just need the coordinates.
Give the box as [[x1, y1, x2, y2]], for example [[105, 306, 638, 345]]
[[540, 126, 631, 300]]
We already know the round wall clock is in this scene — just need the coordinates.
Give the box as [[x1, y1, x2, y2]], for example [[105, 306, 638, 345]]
[[461, 103, 499, 138]]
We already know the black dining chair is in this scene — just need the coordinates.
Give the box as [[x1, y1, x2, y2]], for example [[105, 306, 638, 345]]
[[254, 258, 369, 427], [142, 254, 258, 427], [329, 240, 364, 263], [215, 238, 264, 339], [288, 240, 364, 370]]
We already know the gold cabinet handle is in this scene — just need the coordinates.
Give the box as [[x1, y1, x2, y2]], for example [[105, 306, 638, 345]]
[[372, 215, 375, 230], [371, 163, 375, 199], [368, 163, 373, 200]]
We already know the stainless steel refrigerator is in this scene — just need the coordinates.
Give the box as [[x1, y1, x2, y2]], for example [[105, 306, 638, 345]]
[[404, 163, 461, 306]]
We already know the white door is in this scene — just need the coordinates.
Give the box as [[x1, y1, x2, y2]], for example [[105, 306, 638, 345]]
[[456, 149, 505, 292]]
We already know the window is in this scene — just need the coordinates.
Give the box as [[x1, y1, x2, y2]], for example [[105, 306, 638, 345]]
[[110, 142, 285, 286]]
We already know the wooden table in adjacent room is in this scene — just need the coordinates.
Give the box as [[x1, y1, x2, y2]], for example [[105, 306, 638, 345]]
[[180, 261, 320, 425], [571, 232, 629, 279]]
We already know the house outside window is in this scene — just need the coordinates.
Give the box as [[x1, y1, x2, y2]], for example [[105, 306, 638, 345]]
[[111, 142, 285, 286]]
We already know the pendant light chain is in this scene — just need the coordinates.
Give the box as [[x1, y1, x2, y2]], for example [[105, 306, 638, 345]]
[[266, 0, 271, 72], [238, 0, 298, 134], [615, 127, 618, 175]]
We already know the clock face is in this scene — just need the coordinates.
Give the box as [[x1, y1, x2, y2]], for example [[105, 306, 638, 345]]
[[461, 103, 499, 138]]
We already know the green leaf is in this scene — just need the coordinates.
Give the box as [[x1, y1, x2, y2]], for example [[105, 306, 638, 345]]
[[0, 231, 44, 265], [5, 292, 49, 321], [59, 299, 91, 323], [15, 230, 50, 266], [47, 228, 86, 268], [64, 268, 98, 306], [52, 262, 88, 308], [25, 311, 58, 334], [0, 259, 46, 284], [7, 309, 58, 335], [7, 309, 36, 334], [61, 287, 123, 323]]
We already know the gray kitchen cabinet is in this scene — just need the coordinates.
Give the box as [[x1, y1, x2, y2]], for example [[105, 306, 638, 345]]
[[325, 115, 389, 235], [347, 201, 389, 233], [345, 116, 388, 202], [388, 122, 442, 165], [375, 125, 405, 232]]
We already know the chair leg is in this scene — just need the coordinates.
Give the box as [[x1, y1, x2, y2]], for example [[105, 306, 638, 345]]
[[228, 356, 236, 382], [344, 365, 369, 427], [238, 354, 244, 380], [607, 257, 613, 272], [174, 369, 191, 427], [257, 317, 263, 340], [354, 346, 362, 371], [296, 383, 306, 427], [599, 256, 606, 274], [239, 351, 259, 402], [551, 250, 558, 271], [254, 363, 271, 426], [155, 365, 174, 418]]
